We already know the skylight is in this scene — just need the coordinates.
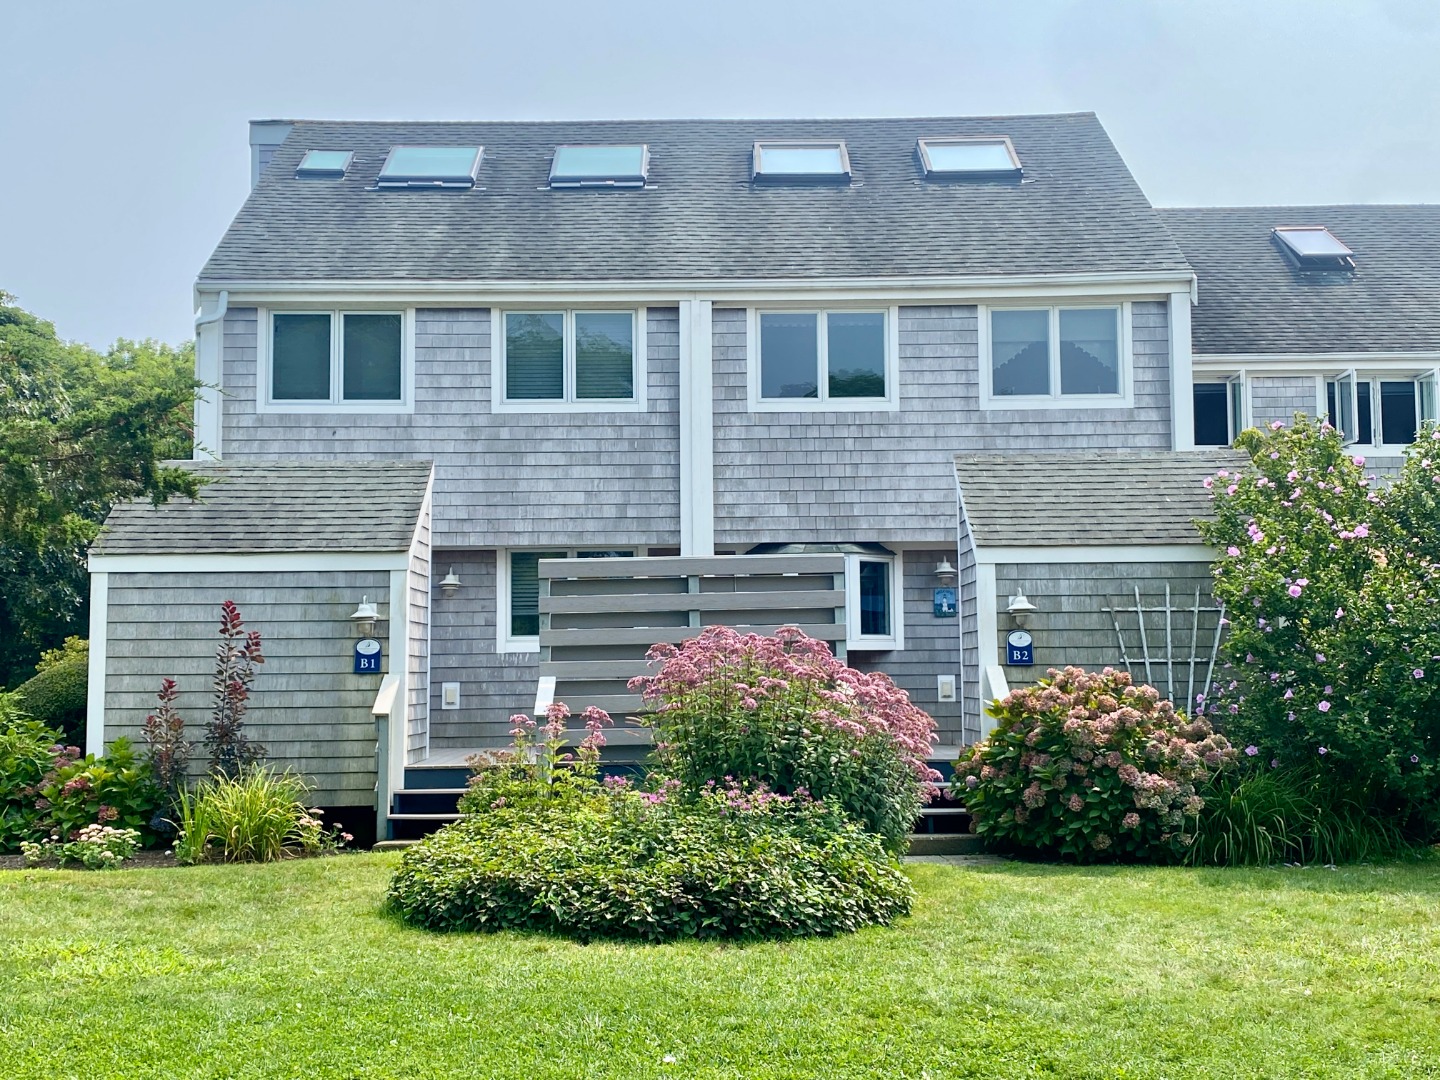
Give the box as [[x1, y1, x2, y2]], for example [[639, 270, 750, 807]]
[[1273, 226, 1355, 269], [752, 141, 851, 183], [377, 146, 483, 189], [549, 145, 649, 188], [918, 137, 1021, 179], [295, 150, 353, 179]]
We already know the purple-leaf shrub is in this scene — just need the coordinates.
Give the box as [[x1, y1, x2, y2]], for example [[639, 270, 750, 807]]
[[1197, 416, 1440, 829], [629, 625, 939, 853], [204, 600, 266, 778], [959, 667, 1235, 862], [141, 677, 190, 796]]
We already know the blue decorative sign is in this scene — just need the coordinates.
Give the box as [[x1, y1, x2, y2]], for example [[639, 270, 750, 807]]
[[932, 587, 958, 618], [1006, 630, 1034, 666], [354, 638, 382, 674]]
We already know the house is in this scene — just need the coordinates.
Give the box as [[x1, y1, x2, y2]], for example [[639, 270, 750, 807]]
[[83, 113, 1439, 840]]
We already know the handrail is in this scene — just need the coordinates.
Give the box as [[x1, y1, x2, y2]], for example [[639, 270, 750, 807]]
[[372, 674, 400, 843], [372, 673, 400, 717]]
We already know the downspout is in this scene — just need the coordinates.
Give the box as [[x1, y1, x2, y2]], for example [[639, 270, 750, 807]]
[[193, 290, 228, 460]]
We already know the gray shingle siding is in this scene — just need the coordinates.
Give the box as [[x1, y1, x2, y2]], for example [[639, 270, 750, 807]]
[[220, 307, 681, 549], [1250, 376, 1320, 426]]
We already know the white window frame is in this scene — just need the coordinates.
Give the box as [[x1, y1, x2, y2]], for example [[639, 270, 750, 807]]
[[844, 552, 904, 652], [257, 306, 415, 414], [492, 308, 648, 414], [978, 302, 1134, 410], [496, 547, 638, 653], [1191, 375, 1247, 446], [1323, 369, 1440, 448], [746, 307, 900, 413]]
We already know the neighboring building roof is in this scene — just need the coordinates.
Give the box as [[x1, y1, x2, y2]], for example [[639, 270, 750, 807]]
[[200, 114, 1191, 284], [91, 461, 433, 555], [1159, 205, 1440, 355], [954, 451, 1247, 547]]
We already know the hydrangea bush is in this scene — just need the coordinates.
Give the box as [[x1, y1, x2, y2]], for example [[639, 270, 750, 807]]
[[1197, 416, 1440, 830], [630, 626, 939, 852], [958, 667, 1236, 861], [21, 824, 141, 870]]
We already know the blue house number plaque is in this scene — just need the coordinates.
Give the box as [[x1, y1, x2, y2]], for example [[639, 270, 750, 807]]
[[354, 638, 382, 674], [933, 587, 957, 618], [1006, 630, 1034, 666]]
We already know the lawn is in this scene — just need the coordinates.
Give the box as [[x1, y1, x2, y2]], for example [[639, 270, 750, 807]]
[[1, 855, 1438, 1079]]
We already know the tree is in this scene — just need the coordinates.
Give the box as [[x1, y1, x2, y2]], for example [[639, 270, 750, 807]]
[[0, 292, 200, 684]]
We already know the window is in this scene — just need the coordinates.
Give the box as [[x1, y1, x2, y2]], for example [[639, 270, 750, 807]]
[[265, 310, 407, 409], [752, 141, 850, 182], [550, 145, 649, 188], [1327, 371, 1439, 446], [502, 549, 634, 649], [295, 150, 353, 179], [497, 310, 643, 410], [1193, 377, 1247, 446], [845, 553, 902, 650], [983, 305, 1128, 407], [377, 146, 482, 189], [1273, 226, 1354, 269], [917, 136, 1021, 178], [751, 309, 896, 410]]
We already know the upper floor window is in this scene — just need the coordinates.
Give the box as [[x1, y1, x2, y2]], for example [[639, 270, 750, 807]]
[[549, 145, 649, 188], [264, 310, 408, 411], [1327, 370, 1438, 447], [752, 141, 851, 183], [377, 146, 482, 189], [981, 304, 1131, 409], [1193, 377, 1245, 446], [750, 309, 897, 411], [295, 150, 353, 179], [917, 136, 1021, 179], [496, 310, 645, 412]]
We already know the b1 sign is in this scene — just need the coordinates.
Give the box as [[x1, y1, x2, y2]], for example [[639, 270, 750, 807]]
[[354, 638, 382, 674]]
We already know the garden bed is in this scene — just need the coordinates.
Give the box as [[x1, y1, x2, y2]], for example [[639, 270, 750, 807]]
[[0, 849, 179, 871]]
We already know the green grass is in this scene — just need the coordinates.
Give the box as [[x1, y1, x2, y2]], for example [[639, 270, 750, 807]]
[[1, 855, 1438, 1079]]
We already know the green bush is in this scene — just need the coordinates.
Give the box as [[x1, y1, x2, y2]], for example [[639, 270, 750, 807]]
[[173, 767, 349, 864], [35, 738, 164, 844], [14, 648, 87, 745], [1187, 766, 1412, 866], [0, 710, 66, 851], [22, 824, 142, 870], [959, 667, 1237, 862], [389, 781, 913, 941]]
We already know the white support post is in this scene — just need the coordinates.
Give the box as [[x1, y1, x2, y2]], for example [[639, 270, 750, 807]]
[[976, 562, 1000, 737], [85, 572, 109, 757], [1169, 289, 1196, 451], [678, 298, 715, 556]]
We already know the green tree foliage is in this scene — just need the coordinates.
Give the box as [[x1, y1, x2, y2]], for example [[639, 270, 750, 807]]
[[0, 292, 200, 684]]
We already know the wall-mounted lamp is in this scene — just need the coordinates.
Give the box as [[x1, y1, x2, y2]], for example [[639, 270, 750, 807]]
[[439, 567, 462, 598], [1006, 590, 1038, 628], [934, 558, 958, 586], [349, 596, 380, 638]]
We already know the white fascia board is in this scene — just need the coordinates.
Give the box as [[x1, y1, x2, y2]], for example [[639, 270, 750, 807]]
[[974, 543, 1214, 565], [196, 269, 1196, 307], [1195, 351, 1440, 369], [86, 571, 109, 757], [88, 552, 411, 573]]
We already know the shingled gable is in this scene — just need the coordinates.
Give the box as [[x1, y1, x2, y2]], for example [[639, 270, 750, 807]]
[[954, 451, 1248, 548], [201, 113, 1192, 284], [90, 461, 434, 556]]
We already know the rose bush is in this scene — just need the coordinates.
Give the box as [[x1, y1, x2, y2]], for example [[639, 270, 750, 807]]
[[958, 666, 1235, 862]]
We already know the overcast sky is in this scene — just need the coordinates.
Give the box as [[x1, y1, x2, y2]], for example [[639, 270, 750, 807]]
[[3, 0, 1438, 348]]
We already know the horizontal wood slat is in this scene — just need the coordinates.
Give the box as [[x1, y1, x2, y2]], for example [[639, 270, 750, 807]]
[[542, 659, 653, 680], [541, 623, 845, 647], [538, 554, 845, 579], [541, 589, 845, 616]]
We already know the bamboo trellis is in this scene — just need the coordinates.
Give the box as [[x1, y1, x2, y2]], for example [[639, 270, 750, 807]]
[[1102, 584, 1227, 709]]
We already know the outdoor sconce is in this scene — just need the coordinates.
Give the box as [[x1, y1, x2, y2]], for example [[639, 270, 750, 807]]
[[439, 567, 462, 598], [933, 559, 958, 586], [349, 597, 380, 638], [1006, 590, 1038, 628]]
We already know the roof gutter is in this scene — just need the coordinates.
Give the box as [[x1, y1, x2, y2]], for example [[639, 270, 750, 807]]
[[192, 291, 229, 460]]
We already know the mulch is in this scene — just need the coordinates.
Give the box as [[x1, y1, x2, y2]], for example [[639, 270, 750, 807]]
[[0, 850, 181, 871]]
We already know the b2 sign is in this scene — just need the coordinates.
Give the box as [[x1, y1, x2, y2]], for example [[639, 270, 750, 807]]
[[354, 638, 383, 674], [1006, 630, 1034, 666]]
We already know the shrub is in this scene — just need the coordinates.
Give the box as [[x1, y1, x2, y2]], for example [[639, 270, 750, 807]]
[[13, 640, 87, 744], [1187, 766, 1412, 867], [0, 711, 66, 851], [173, 767, 349, 864], [631, 626, 938, 852], [389, 780, 913, 941], [141, 677, 190, 796], [21, 824, 141, 870], [1197, 416, 1440, 832], [35, 738, 164, 844], [958, 667, 1237, 862], [204, 600, 266, 777], [457, 702, 612, 816]]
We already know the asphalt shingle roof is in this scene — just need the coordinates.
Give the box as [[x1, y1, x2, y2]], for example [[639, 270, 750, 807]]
[[200, 114, 1191, 283], [1159, 205, 1440, 355], [91, 461, 433, 555], [955, 451, 1247, 547]]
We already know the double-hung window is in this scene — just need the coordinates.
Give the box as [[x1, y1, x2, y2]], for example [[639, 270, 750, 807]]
[[264, 310, 407, 410], [501, 549, 634, 650], [497, 310, 643, 411], [845, 552, 902, 651], [982, 304, 1130, 408], [752, 309, 896, 409]]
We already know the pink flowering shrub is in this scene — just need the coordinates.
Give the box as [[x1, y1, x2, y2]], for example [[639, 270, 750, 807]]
[[629, 626, 939, 852], [458, 701, 613, 815], [958, 667, 1235, 862], [1198, 416, 1440, 832]]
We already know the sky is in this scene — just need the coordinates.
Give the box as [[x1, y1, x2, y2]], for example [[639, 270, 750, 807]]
[[2, 0, 1439, 349]]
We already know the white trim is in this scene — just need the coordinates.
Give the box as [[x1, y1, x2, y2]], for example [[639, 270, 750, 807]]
[[192, 292, 227, 459], [491, 307, 648, 413], [977, 302, 1135, 410], [386, 570, 408, 798], [88, 552, 410, 573], [974, 543, 1214, 565], [197, 270, 1196, 306], [85, 572, 109, 757], [1196, 351, 1440, 366], [409, 472, 435, 764], [1169, 290, 1195, 451], [1196, 356, 1440, 377], [255, 306, 415, 414], [844, 552, 904, 652], [678, 299, 715, 555], [976, 563, 999, 737], [746, 306, 900, 412]]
